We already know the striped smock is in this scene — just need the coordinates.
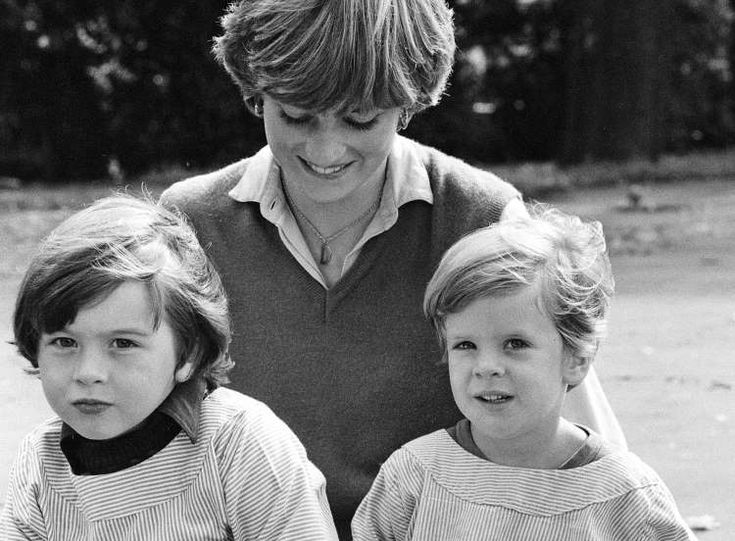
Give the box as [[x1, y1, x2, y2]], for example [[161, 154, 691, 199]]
[[352, 429, 696, 541], [0, 388, 337, 540]]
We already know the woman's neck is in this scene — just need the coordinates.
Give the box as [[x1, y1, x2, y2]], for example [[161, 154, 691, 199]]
[[281, 166, 387, 286], [281, 167, 387, 233], [471, 418, 588, 469]]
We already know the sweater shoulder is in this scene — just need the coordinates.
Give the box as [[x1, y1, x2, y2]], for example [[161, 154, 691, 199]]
[[416, 143, 520, 206], [412, 143, 521, 233], [159, 159, 249, 213]]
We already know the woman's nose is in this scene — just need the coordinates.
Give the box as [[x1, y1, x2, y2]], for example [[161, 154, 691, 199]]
[[73, 349, 107, 385], [473, 351, 506, 378], [304, 122, 348, 165]]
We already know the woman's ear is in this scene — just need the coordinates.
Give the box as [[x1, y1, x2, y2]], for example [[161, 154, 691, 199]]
[[562, 353, 591, 388]]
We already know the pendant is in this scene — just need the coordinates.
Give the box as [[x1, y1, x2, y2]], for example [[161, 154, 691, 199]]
[[320, 244, 333, 265]]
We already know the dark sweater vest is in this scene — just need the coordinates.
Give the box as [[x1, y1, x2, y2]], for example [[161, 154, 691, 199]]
[[161, 142, 520, 536]]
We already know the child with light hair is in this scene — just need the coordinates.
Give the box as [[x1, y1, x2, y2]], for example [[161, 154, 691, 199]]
[[2, 195, 337, 540], [353, 206, 694, 540]]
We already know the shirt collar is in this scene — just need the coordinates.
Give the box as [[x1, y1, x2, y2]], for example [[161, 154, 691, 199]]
[[227, 135, 433, 212], [158, 377, 207, 443]]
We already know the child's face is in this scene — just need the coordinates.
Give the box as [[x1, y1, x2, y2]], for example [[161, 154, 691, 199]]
[[37, 281, 193, 440], [445, 286, 587, 451]]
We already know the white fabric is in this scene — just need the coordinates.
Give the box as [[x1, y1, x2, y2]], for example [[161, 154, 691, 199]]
[[353, 429, 694, 541], [1, 388, 338, 540]]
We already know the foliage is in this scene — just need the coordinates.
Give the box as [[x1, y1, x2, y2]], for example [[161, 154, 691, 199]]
[[0, 0, 732, 181]]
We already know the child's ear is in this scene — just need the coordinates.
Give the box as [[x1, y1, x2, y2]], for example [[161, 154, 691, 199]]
[[562, 353, 590, 388], [174, 357, 197, 383]]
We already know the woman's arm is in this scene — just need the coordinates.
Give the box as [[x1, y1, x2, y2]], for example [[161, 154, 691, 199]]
[[562, 367, 627, 449]]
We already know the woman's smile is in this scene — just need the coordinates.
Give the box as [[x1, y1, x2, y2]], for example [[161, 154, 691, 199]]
[[262, 95, 400, 204], [299, 156, 354, 177]]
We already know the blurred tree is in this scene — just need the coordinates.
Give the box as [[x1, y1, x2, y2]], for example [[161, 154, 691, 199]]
[[557, 0, 672, 162], [411, 0, 566, 163], [558, 0, 732, 163], [0, 0, 732, 179], [1, 1, 110, 180]]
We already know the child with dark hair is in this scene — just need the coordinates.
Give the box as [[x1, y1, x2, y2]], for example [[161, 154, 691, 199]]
[[2, 195, 337, 540], [353, 206, 694, 540]]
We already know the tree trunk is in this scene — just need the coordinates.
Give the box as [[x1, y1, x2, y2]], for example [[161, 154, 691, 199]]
[[559, 0, 674, 164]]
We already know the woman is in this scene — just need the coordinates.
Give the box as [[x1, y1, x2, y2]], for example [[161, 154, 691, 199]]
[[161, 1, 626, 537]]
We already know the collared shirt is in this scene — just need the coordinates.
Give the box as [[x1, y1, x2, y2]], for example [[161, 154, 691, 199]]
[[228, 135, 434, 288]]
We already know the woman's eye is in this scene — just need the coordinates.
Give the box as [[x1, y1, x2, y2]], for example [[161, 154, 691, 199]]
[[505, 338, 529, 350], [344, 117, 378, 131], [112, 338, 137, 349], [279, 110, 311, 125], [452, 341, 476, 351]]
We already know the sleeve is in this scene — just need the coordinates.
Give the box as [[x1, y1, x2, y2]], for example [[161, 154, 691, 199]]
[[0, 438, 47, 540], [351, 449, 425, 541], [637, 483, 698, 541], [499, 197, 529, 221], [214, 404, 338, 541], [562, 366, 628, 449]]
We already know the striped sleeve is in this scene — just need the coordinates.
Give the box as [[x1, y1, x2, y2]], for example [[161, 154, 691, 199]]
[[0, 435, 48, 540], [352, 448, 425, 541], [214, 401, 338, 541], [637, 482, 698, 541]]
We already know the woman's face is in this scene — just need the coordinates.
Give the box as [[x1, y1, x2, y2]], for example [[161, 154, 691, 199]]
[[262, 95, 401, 204]]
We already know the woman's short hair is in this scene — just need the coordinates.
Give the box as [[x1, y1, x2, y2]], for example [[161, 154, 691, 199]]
[[213, 0, 456, 115], [13, 195, 232, 389], [424, 205, 615, 365]]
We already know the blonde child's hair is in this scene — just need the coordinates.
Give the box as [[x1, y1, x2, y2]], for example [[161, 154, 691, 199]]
[[424, 204, 614, 366], [13, 194, 232, 389], [212, 0, 456, 116]]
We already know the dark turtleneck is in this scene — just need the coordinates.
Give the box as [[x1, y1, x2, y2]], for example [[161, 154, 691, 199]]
[[60, 378, 207, 475]]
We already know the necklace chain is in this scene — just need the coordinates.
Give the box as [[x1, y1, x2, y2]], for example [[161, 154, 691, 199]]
[[281, 179, 383, 265]]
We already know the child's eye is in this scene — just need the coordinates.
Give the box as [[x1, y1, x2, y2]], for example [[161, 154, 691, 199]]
[[112, 338, 138, 349], [504, 338, 529, 350], [49, 337, 76, 348], [451, 341, 476, 351]]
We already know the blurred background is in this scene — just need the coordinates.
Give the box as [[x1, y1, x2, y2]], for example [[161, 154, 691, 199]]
[[1, 0, 733, 181], [1, 0, 734, 539]]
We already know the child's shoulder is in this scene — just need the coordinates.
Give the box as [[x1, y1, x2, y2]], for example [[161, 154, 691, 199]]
[[18, 416, 64, 456], [11, 417, 68, 485], [381, 429, 460, 477], [199, 387, 275, 430], [198, 387, 302, 449]]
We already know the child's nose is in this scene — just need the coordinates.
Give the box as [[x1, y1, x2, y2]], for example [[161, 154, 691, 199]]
[[473, 351, 506, 378], [73, 348, 108, 385]]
